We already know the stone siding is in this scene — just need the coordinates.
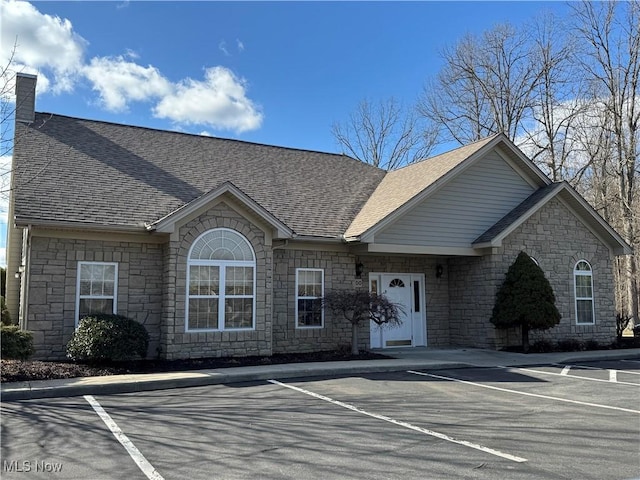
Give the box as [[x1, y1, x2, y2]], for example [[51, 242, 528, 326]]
[[448, 197, 615, 349], [26, 236, 163, 360], [272, 249, 360, 353], [160, 202, 273, 360]]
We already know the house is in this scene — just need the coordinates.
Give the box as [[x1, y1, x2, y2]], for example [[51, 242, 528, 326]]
[[5, 73, 632, 360]]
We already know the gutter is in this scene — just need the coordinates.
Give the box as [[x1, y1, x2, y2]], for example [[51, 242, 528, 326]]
[[14, 217, 151, 234]]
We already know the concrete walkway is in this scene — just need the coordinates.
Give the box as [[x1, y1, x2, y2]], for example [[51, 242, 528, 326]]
[[2, 347, 639, 401]]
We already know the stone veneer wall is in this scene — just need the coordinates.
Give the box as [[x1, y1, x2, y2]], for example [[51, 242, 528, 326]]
[[272, 249, 360, 353], [26, 236, 163, 360], [160, 202, 272, 360], [448, 197, 616, 349], [271, 251, 451, 352], [498, 197, 615, 347], [358, 256, 451, 347]]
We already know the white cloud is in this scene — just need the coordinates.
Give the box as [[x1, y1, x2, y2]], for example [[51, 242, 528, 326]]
[[83, 56, 171, 112], [1, 0, 86, 93], [0, 248, 6, 268], [1, 1, 263, 132], [153, 67, 263, 133]]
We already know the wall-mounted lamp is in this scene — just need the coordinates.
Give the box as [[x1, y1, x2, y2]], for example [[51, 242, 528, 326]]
[[355, 262, 364, 278], [435, 264, 444, 279]]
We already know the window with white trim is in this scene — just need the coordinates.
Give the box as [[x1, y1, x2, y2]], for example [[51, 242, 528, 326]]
[[76, 262, 118, 324], [186, 228, 255, 331], [296, 268, 324, 328], [574, 260, 595, 325]]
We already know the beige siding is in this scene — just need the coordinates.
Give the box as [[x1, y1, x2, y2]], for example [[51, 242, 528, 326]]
[[376, 152, 535, 247]]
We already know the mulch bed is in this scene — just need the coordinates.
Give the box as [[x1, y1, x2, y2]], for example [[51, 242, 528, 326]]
[[1, 350, 390, 383]]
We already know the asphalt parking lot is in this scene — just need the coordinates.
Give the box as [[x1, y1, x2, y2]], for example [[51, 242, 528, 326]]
[[2, 359, 639, 480]]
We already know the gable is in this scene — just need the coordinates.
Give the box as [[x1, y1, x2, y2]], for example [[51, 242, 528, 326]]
[[374, 150, 536, 248]]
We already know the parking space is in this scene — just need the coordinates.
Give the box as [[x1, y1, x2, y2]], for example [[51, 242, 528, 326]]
[[2, 360, 639, 479]]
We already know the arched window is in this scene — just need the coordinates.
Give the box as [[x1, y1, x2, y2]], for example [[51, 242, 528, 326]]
[[186, 228, 255, 331], [574, 260, 594, 325]]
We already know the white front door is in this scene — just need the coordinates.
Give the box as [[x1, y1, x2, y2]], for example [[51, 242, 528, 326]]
[[370, 273, 425, 348]]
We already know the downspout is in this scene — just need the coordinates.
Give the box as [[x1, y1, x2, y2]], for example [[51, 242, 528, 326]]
[[19, 225, 32, 330]]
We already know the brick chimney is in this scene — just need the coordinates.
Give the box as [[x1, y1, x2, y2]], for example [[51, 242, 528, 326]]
[[15, 73, 37, 123]]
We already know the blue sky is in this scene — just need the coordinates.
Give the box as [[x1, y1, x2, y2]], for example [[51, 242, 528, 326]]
[[0, 0, 572, 265]]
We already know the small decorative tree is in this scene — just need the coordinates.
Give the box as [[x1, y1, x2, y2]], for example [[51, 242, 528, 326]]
[[491, 251, 561, 353], [322, 290, 403, 355]]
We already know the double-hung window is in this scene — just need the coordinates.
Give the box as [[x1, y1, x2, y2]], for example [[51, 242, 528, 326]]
[[574, 260, 595, 325], [186, 228, 256, 331], [76, 262, 118, 325], [296, 268, 324, 328]]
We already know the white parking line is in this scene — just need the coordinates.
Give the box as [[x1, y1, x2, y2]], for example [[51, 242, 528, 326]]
[[84, 395, 164, 480], [561, 366, 571, 376], [268, 379, 527, 463], [407, 371, 640, 414], [609, 370, 617, 383], [506, 366, 639, 386], [554, 363, 640, 376]]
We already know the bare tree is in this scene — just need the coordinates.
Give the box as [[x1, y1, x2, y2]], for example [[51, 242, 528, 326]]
[[571, 0, 640, 325], [322, 290, 403, 355], [332, 97, 437, 171], [1, 41, 19, 197], [418, 23, 544, 145], [522, 13, 590, 183]]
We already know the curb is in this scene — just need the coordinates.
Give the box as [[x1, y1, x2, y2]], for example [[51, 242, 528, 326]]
[[2, 349, 638, 402], [1, 361, 470, 401]]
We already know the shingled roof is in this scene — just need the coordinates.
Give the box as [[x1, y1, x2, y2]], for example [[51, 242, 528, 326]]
[[12, 113, 386, 238], [344, 135, 500, 238]]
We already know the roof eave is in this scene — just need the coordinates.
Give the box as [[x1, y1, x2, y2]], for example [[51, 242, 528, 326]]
[[14, 216, 149, 233]]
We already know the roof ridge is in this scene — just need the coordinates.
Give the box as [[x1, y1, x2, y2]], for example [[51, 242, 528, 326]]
[[33, 111, 358, 159]]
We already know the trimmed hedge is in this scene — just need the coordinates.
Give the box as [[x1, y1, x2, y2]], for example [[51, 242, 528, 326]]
[[1, 325, 35, 360], [66, 314, 149, 363]]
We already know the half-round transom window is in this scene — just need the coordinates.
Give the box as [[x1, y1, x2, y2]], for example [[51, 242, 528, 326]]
[[189, 228, 255, 261], [186, 228, 256, 332], [389, 278, 405, 288]]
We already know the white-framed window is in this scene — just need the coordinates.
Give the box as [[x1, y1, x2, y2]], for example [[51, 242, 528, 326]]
[[76, 262, 118, 325], [574, 260, 595, 325], [296, 268, 324, 328], [186, 228, 256, 331]]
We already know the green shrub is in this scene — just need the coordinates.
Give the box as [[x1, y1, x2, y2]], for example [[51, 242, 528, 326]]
[[491, 252, 561, 353], [1, 296, 12, 325], [66, 314, 149, 363], [1, 325, 35, 360]]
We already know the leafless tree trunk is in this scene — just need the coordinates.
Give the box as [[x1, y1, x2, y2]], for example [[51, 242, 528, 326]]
[[522, 13, 590, 183], [332, 97, 437, 171], [572, 0, 640, 325], [418, 23, 545, 145]]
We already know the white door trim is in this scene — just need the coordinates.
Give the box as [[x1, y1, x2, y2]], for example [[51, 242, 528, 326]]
[[369, 272, 427, 348]]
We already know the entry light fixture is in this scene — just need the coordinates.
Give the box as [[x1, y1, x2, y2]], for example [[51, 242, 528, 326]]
[[355, 261, 364, 278], [435, 264, 444, 279]]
